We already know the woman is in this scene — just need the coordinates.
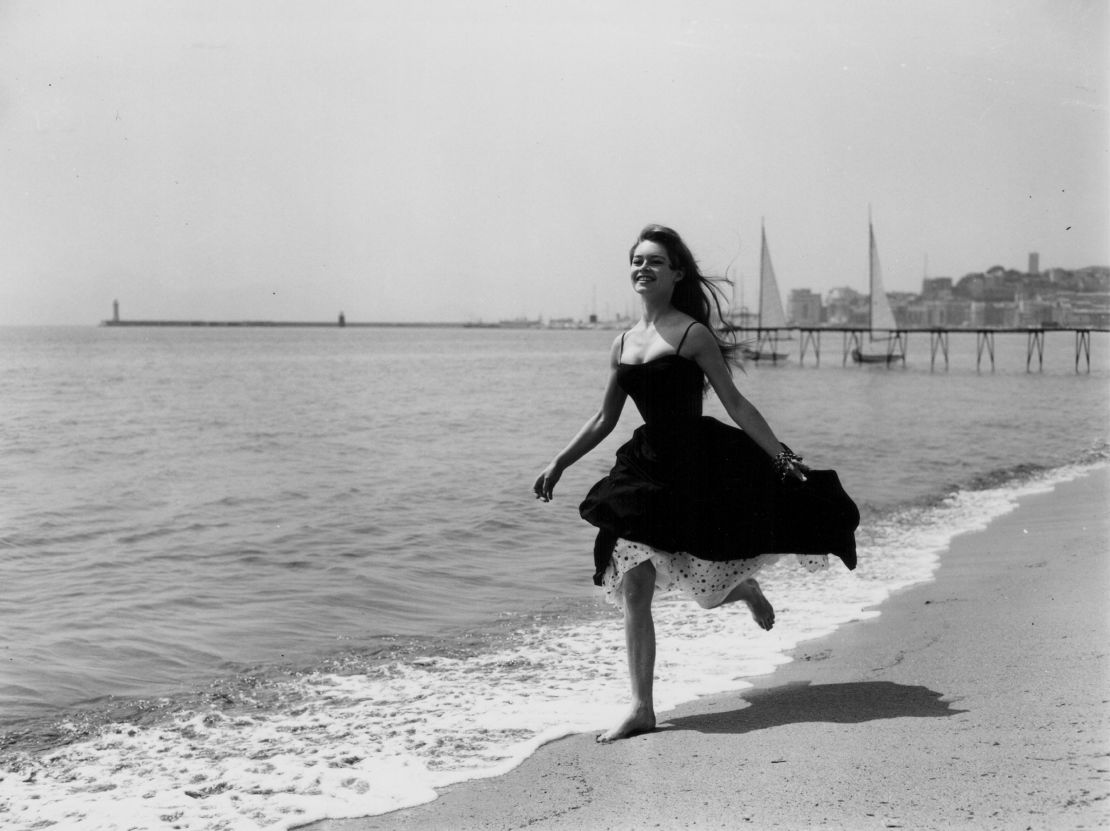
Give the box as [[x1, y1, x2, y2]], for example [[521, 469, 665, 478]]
[[533, 224, 858, 743]]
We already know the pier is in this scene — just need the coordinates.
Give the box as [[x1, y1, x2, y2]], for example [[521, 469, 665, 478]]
[[727, 326, 1107, 373]]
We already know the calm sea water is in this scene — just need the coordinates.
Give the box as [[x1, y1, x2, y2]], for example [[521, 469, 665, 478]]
[[1, 325, 1108, 829]]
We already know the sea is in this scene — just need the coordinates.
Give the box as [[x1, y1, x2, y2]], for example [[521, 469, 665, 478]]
[[1, 324, 1107, 830]]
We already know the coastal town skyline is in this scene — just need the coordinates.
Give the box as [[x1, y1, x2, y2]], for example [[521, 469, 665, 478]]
[[2, 0, 1106, 326]]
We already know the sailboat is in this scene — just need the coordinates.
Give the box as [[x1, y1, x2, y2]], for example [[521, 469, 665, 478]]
[[742, 221, 790, 363], [851, 215, 906, 365]]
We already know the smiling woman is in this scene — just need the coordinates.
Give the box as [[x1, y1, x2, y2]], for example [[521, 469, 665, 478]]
[[625, 225, 740, 370], [533, 224, 859, 743]]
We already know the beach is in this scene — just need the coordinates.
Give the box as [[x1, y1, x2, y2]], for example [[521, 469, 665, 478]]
[[3, 327, 1108, 830], [307, 466, 1110, 831]]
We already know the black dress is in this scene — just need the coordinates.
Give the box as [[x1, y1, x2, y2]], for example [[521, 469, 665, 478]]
[[579, 333, 859, 588]]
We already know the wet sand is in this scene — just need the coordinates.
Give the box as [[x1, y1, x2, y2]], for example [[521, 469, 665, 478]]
[[306, 466, 1109, 831]]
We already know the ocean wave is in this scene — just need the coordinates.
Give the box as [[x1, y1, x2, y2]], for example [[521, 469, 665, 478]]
[[964, 442, 1108, 491], [853, 442, 1110, 520]]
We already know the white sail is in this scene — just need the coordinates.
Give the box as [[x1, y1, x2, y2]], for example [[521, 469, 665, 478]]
[[868, 221, 898, 331], [758, 224, 788, 328]]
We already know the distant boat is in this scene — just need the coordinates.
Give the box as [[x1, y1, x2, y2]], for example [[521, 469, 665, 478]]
[[849, 348, 899, 364], [851, 215, 905, 365], [742, 221, 790, 363]]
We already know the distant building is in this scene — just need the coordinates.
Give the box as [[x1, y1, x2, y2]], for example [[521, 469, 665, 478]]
[[788, 289, 823, 326], [1017, 296, 1059, 327], [824, 287, 865, 326], [888, 292, 917, 328], [1071, 295, 1110, 328], [921, 277, 953, 300], [971, 300, 1019, 328], [1028, 252, 1039, 275]]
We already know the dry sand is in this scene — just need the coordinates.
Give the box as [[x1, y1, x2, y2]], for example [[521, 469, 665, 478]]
[[308, 467, 1109, 831]]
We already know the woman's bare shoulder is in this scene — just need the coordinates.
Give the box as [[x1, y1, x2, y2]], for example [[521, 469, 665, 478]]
[[608, 332, 626, 365], [681, 320, 725, 359], [681, 319, 714, 343]]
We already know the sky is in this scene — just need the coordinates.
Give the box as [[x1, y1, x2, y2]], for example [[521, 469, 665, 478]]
[[1, 0, 1106, 325]]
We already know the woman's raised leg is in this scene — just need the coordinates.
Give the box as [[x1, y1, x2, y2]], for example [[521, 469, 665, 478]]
[[598, 559, 658, 743], [720, 577, 775, 630]]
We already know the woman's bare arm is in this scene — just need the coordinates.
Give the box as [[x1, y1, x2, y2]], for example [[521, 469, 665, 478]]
[[685, 324, 807, 479], [533, 336, 628, 501]]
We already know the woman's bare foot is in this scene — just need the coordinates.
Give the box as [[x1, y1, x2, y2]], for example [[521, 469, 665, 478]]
[[732, 578, 775, 630], [596, 703, 656, 743]]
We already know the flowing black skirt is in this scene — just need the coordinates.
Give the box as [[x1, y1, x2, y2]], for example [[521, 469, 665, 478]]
[[579, 417, 859, 586]]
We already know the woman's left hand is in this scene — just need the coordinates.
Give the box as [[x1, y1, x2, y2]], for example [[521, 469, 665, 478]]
[[786, 459, 810, 483], [533, 464, 562, 502], [773, 449, 809, 483]]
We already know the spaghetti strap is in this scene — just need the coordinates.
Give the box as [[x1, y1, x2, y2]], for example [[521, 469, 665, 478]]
[[619, 331, 628, 362], [675, 322, 698, 356]]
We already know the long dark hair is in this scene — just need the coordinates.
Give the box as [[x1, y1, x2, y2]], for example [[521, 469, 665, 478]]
[[630, 224, 741, 369]]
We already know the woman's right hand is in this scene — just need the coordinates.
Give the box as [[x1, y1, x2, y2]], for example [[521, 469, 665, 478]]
[[533, 464, 562, 502]]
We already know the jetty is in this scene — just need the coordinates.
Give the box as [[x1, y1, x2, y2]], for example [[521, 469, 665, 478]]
[[100, 318, 466, 329], [99, 302, 464, 329], [727, 325, 1105, 373]]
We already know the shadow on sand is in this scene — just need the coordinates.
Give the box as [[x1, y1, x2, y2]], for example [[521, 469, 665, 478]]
[[663, 680, 966, 735]]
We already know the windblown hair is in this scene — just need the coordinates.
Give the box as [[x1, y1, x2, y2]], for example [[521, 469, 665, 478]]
[[631, 224, 741, 370]]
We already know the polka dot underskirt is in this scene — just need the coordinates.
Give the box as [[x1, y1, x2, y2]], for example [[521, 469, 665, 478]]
[[602, 538, 828, 610]]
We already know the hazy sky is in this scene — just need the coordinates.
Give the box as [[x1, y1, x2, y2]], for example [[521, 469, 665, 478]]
[[1, 0, 1106, 325]]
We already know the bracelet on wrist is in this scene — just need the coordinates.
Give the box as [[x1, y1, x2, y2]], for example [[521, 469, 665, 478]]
[[772, 449, 803, 481]]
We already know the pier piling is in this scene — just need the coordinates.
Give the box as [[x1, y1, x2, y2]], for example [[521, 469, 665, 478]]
[[843, 331, 862, 365], [976, 331, 996, 372], [930, 330, 950, 371], [888, 331, 908, 365], [799, 329, 821, 366], [1026, 330, 1046, 372], [1077, 330, 1091, 373]]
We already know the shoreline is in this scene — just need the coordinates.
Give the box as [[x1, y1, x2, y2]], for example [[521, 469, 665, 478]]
[[306, 465, 1109, 831]]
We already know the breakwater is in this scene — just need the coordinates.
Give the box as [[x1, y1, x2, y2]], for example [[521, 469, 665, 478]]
[[100, 319, 467, 328]]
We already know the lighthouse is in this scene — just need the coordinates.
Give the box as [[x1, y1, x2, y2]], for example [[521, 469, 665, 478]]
[[113, 300, 120, 323]]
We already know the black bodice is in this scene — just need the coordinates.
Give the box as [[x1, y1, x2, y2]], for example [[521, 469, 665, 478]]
[[617, 355, 704, 424]]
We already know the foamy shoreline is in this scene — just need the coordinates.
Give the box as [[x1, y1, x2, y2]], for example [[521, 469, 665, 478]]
[[306, 465, 1109, 831]]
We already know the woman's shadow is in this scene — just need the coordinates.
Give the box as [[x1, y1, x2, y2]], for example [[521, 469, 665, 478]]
[[663, 680, 965, 734]]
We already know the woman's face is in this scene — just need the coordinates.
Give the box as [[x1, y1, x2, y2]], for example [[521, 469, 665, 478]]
[[630, 240, 683, 297]]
